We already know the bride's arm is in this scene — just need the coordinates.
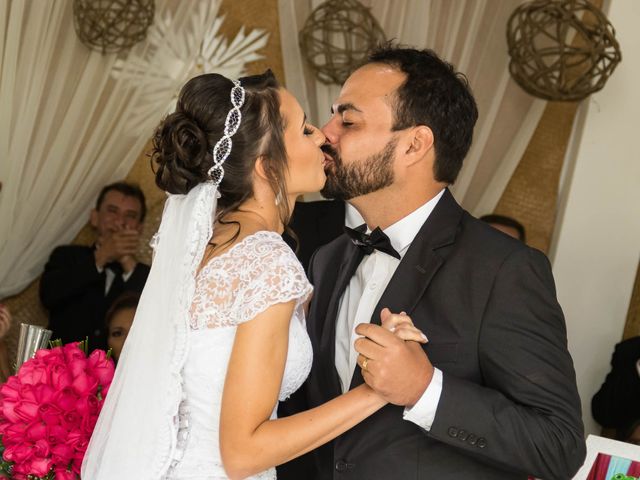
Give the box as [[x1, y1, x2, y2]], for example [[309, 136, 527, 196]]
[[220, 300, 384, 480]]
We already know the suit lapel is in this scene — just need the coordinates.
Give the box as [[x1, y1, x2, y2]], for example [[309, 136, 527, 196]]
[[349, 189, 463, 390], [318, 240, 365, 398]]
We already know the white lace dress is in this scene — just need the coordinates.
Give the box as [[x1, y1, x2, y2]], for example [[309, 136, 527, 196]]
[[166, 231, 313, 480]]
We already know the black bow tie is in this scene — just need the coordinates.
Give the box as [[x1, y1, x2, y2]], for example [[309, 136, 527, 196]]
[[344, 225, 400, 259], [105, 261, 123, 275]]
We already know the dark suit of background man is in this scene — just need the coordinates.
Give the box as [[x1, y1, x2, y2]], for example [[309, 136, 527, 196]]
[[279, 45, 585, 479], [40, 182, 150, 351], [592, 336, 640, 440], [283, 199, 345, 273]]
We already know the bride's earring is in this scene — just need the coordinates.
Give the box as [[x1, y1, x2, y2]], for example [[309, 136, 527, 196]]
[[275, 190, 283, 206]]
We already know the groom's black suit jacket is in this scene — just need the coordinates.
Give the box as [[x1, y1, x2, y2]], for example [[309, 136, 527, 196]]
[[279, 189, 585, 480]]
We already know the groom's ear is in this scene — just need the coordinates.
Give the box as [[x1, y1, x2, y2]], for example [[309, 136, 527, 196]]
[[403, 125, 434, 166]]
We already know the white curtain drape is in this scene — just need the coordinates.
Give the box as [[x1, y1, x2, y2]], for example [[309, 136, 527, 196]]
[[0, 0, 267, 298], [278, 0, 546, 213], [0, 0, 159, 297]]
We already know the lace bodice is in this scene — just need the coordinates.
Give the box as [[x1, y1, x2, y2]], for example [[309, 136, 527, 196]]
[[167, 231, 313, 480]]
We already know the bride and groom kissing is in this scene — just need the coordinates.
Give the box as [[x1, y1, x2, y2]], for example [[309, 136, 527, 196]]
[[82, 45, 586, 480]]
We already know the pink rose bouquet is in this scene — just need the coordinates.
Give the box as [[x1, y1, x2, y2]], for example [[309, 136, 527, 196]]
[[0, 341, 114, 479]]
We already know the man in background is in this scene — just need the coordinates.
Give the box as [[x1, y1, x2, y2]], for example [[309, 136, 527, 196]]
[[283, 199, 345, 272], [40, 182, 150, 350], [592, 336, 640, 443], [480, 213, 526, 242]]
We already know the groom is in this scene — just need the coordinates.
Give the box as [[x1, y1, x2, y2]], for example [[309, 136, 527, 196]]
[[279, 46, 586, 479]]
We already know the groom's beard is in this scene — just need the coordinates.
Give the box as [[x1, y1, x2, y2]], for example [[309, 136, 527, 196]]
[[320, 137, 397, 201]]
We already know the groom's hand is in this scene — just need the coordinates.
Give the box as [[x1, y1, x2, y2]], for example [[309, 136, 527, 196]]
[[354, 315, 434, 407]]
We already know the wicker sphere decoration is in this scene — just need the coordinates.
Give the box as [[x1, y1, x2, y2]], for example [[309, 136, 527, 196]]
[[73, 0, 155, 54], [299, 0, 386, 85], [507, 0, 621, 101]]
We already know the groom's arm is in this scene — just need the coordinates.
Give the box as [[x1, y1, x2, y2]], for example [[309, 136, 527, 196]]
[[430, 248, 585, 478], [357, 247, 586, 480]]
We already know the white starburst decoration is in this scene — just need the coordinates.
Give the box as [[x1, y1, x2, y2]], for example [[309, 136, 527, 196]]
[[112, 0, 269, 135]]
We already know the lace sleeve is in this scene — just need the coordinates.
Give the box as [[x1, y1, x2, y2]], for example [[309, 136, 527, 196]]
[[234, 237, 312, 325], [190, 232, 313, 329]]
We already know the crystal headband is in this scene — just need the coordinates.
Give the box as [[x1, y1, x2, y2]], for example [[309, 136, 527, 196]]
[[208, 80, 245, 186]]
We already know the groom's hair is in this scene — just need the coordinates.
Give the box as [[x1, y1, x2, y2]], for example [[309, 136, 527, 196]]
[[367, 44, 478, 184]]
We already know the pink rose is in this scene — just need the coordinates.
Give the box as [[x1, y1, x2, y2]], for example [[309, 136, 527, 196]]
[[0, 376, 22, 401], [50, 363, 74, 390], [14, 400, 39, 422], [4, 443, 33, 463], [81, 410, 98, 433], [53, 387, 78, 412], [0, 420, 11, 435], [33, 438, 51, 457], [48, 424, 68, 445], [75, 394, 99, 417], [25, 421, 47, 442], [18, 384, 36, 403], [54, 467, 76, 480], [71, 371, 98, 397], [27, 456, 53, 477], [51, 443, 74, 466], [18, 362, 49, 386], [10, 460, 29, 478], [39, 403, 62, 425], [2, 423, 28, 446], [63, 343, 85, 363], [88, 350, 115, 386], [68, 357, 88, 378], [45, 346, 65, 360], [33, 383, 55, 404], [88, 348, 107, 366], [34, 348, 52, 359], [1, 399, 19, 423], [92, 364, 115, 388], [64, 429, 84, 448], [61, 410, 81, 432]]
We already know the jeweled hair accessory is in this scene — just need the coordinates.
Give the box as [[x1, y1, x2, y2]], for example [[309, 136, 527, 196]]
[[208, 79, 245, 186]]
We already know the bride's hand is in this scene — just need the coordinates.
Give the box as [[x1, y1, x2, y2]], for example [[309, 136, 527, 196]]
[[380, 307, 427, 344]]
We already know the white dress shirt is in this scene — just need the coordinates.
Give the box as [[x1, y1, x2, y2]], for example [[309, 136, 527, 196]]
[[96, 264, 134, 295], [335, 189, 445, 431]]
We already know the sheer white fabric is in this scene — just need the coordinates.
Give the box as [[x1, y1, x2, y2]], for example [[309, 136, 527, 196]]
[[0, 0, 176, 297], [83, 182, 220, 480], [167, 231, 313, 479]]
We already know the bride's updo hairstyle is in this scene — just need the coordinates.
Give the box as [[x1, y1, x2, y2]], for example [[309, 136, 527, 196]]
[[151, 70, 290, 224]]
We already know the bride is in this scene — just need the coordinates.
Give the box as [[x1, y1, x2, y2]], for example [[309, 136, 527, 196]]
[[82, 70, 426, 480]]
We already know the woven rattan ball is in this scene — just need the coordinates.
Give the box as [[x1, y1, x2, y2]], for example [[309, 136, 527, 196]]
[[73, 0, 155, 54], [507, 0, 621, 101], [299, 0, 386, 85]]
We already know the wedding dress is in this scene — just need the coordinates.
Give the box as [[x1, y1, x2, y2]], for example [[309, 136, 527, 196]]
[[166, 230, 313, 480]]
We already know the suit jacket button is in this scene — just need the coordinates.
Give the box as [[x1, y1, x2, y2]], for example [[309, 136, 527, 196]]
[[335, 460, 348, 472], [477, 437, 487, 448], [448, 427, 459, 438], [467, 434, 477, 445], [458, 429, 468, 441]]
